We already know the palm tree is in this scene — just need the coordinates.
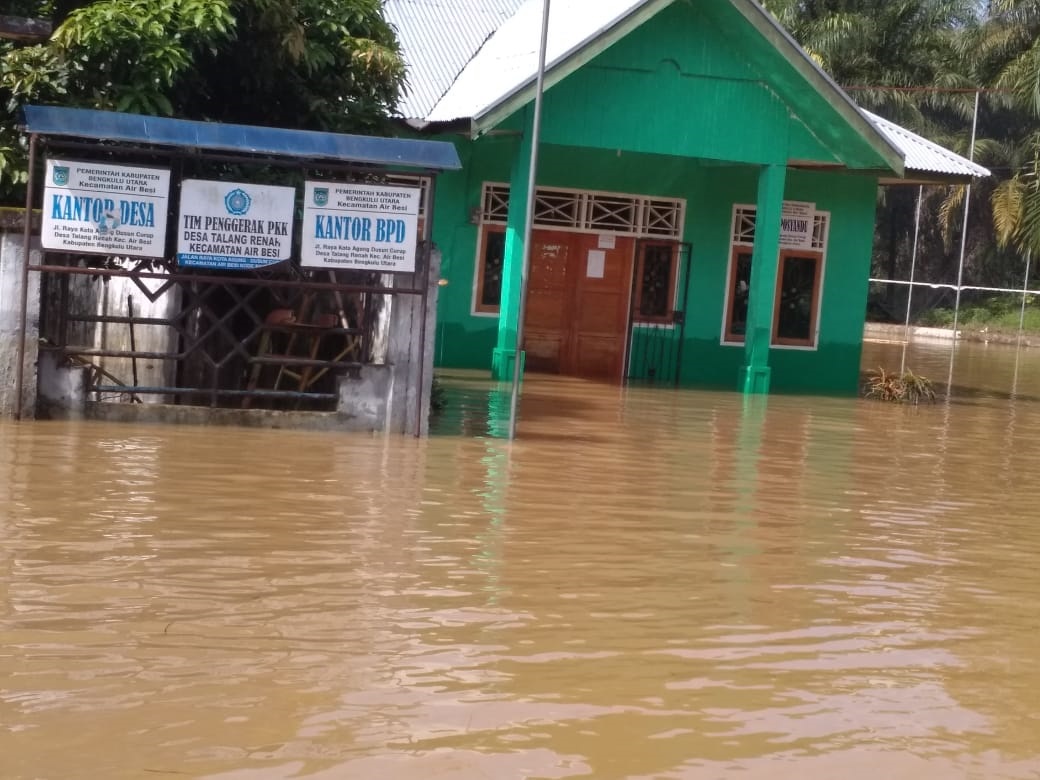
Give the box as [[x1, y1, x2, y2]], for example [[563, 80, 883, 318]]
[[964, 1, 1040, 257]]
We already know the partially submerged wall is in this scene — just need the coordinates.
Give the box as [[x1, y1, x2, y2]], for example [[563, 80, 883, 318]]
[[0, 211, 40, 419]]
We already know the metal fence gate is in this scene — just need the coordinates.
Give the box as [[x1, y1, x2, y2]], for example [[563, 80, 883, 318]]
[[624, 241, 691, 386], [34, 255, 425, 411]]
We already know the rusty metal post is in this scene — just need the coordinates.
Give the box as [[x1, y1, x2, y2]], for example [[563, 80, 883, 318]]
[[15, 133, 38, 420], [414, 175, 437, 437]]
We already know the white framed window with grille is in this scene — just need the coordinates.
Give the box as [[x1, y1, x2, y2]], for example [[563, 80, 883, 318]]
[[722, 203, 830, 350]]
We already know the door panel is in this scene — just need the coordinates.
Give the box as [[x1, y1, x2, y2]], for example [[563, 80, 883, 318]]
[[521, 230, 635, 382], [569, 234, 635, 381], [524, 231, 571, 373]]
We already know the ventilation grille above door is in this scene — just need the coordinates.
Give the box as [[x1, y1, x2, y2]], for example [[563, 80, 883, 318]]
[[480, 183, 685, 240], [731, 205, 829, 250]]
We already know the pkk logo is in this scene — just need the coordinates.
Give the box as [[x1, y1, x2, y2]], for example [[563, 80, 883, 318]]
[[52, 166, 70, 187], [224, 188, 252, 216], [313, 187, 329, 207]]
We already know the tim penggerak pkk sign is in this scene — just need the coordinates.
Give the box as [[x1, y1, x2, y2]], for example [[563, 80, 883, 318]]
[[177, 179, 295, 270], [42, 159, 171, 258], [301, 181, 420, 273]]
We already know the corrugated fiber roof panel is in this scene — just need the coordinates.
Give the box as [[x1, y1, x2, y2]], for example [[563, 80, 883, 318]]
[[862, 110, 989, 179], [385, 0, 527, 122]]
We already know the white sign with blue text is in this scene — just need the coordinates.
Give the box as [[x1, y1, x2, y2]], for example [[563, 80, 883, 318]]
[[42, 158, 171, 258], [301, 181, 420, 273], [177, 179, 295, 270]]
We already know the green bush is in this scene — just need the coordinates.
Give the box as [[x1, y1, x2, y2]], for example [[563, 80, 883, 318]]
[[915, 295, 1040, 332]]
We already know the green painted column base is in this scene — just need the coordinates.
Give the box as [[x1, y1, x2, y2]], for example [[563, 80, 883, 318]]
[[492, 348, 526, 382], [741, 364, 772, 394]]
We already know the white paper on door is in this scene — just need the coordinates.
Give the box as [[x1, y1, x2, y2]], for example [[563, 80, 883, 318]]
[[586, 249, 606, 278]]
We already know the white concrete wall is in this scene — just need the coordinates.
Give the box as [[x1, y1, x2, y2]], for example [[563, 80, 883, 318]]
[[0, 230, 40, 419], [88, 265, 179, 402]]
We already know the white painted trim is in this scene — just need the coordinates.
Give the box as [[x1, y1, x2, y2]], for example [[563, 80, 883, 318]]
[[480, 181, 686, 239], [470, 221, 507, 317]]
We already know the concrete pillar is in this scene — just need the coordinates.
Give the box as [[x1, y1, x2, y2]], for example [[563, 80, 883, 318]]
[[491, 110, 534, 381], [0, 217, 40, 419], [741, 164, 786, 395], [37, 350, 88, 419]]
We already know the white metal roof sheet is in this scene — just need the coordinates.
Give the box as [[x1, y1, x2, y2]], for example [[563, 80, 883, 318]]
[[424, 0, 646, 124], [385, 0, 527, 121], [387, 0, 986, 182], [862, 110, 990, 179]]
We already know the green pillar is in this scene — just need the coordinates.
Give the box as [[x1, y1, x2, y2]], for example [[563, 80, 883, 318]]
[[741, 163, 786, 394], [491, 112, 533, 382]]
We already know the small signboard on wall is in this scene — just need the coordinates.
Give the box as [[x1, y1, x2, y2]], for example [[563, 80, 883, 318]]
[[300, 181, 420, 272], [41, 158, 171, 258], [779, 201, 816, 249], [177, 179, 295, 270]]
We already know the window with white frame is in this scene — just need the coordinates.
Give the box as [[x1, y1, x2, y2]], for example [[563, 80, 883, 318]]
[[723, 204, 829, 348]]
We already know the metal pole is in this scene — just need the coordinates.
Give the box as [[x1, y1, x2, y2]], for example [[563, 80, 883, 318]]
[[901, 184, 924, 375], [507, 0, 551, 441], [1018, 249, 1032, 340], [127, 294, 140, 391], [950, 90, 980, 340], [415, 175, 437, 437], [15, 133, 38, 420]]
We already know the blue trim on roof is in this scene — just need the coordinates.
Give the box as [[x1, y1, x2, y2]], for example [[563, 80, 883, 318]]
[[19, 105, 461, 171]]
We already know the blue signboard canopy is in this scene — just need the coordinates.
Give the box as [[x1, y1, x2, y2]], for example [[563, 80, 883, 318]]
[[19, 105, 461, 171]]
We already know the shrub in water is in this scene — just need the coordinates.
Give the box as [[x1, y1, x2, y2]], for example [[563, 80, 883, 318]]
[[864, 367, 937, 404]]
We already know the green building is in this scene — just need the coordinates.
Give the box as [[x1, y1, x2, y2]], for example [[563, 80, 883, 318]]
[[386, 0, 987, 395]]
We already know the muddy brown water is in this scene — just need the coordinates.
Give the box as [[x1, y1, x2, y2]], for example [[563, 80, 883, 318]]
[[2, 339, 1040, 779]]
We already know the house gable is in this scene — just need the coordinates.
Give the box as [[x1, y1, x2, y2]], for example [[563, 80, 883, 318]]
[[525, 2, 887, 170]]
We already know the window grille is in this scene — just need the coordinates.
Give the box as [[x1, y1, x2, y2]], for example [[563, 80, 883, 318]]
[[534, 189, 584, 227], [586, 193, 638, 231], [812, 213, 828, 250], [730, 205, 830, 250], [384, 173, 430, 219], [644, 198, 684, 238], [479, 183, 684, 240], [481, 184, 511, 223], [732, 206, 757, 245]]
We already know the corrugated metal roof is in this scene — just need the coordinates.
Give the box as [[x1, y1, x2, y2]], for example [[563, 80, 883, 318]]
[[862, 110, 990, 179], [385, 0, 527, 121], [19, 105, 461, 170], [415, 0, 905, 174], [425, 0, 648, 124]]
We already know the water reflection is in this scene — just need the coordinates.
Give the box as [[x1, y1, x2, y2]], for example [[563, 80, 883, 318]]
[[1, 342, 1039, 778]]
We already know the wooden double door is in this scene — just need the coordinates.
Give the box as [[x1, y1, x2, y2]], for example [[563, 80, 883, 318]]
[[523, 230, 635, 381]]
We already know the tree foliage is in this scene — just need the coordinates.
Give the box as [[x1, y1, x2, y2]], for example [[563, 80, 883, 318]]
[[0, 0, 405, 204], [766, 0, 1040, 308]]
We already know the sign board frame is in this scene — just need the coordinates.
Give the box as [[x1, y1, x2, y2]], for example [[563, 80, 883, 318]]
[[41, 158, 171, 258], [301, 181, 421, 273], [177, 179, 296, 270]]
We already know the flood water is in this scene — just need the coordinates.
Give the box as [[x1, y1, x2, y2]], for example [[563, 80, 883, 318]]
[[2, 339, 1040, 779]]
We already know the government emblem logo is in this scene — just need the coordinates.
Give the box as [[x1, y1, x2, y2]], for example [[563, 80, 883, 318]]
[[224, 188, 252, 216], [52, 166, 70, 187], [313, 188, 329, 207]]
